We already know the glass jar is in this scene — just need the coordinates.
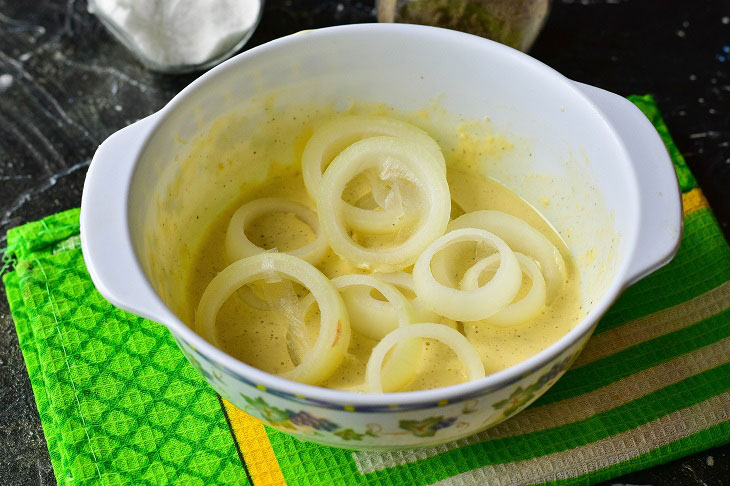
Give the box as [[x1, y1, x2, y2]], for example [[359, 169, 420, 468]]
[[377, 0, 551, 52], [88, 0, 264, 74]]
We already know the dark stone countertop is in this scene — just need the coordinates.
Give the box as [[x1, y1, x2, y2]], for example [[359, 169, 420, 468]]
[[0, 1, 728, 485]]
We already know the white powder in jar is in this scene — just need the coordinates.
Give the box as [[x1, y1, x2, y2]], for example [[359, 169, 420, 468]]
[[90, 0, 261, 67]]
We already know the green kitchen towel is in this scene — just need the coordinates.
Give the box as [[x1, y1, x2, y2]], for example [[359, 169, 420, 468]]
[[2, 95, 729, 485]]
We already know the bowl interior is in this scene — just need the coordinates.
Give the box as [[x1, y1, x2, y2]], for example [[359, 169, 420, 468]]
[[129, 25, 633, 372]]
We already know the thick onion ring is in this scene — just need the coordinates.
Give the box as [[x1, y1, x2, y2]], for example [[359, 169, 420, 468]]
[[448, 210, 566, 302], [195, 253, 350, 385], [298, 274, 422, 391], [461, 252, 547, 326], [413, 228, 522, 321], [303, 116, 444, 234], [225, 198, 328, 265], [302, 115, 445, 200], [365, 323, 485, 393], [318, 136, 451, 271]]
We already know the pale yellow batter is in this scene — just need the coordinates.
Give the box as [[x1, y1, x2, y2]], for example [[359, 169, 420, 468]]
[[184, 108, 585, 393]]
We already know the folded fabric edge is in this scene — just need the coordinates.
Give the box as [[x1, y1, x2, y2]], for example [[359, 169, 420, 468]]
[[3, 208, 81, 264], [3, 269, 70, 483]]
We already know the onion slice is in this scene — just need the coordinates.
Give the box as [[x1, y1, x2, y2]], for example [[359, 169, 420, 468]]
[[318, 136, 451, 271], [332, 274, 414, 340], [298, 273, 422, 391], [372, 271, 440, 322], [461, 253, 547, 326], [332, 274, 421, 392], [195, 253, 350, 386], [448, 210, 566, 302], [365, 323, 485, 393], [342, 175, 415, 234], [225, 198, 328, 265], [413, 228, 522, 321], [302, 115, 446, 200]]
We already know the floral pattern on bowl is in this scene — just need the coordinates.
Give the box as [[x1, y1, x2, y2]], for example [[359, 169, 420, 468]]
[[240, 393, 462, 440], [492, 354, 575, 417], [174, 332, 585, 449]]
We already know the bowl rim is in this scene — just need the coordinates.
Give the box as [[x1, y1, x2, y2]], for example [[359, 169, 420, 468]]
[[129, 22, 640, 408]]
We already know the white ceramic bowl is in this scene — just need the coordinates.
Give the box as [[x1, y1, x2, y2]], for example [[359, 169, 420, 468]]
[[80, 24, 682, 450]]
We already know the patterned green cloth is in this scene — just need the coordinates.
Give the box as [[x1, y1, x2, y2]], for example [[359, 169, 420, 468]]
[[2, 96, 729, 485], [3, 212, 248, 486]]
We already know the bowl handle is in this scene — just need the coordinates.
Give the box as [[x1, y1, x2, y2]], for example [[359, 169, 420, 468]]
[[80, 114, 173, 324], [573, 82, 683, 287]]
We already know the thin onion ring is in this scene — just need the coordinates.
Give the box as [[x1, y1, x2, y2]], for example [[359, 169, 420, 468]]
[[318, 136, 451, 271], [195, 253, 350, 385], [448, 210, 566, 302], [461, 253, 547, 326], [413, 228, 522, 321], [365, 323, 485, 393], [226, 198, 328, 265]]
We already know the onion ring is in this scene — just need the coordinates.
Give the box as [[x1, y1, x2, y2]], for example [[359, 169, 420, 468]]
[[302, 115, 445, 199], [342, 175, 416, 234], [461, 253, 547, 326], [372, 271, 440, 322], [333, 274, 421, 391], [298, 274, 422, 391], [365, 323, 485, 393], [448, 210, 566, 301], [318, 136, 451, 271], [332, 275, 414, 340], [413, 228, 521, 321], [195, 253, 350, 385], [225, 198, 328, 265]]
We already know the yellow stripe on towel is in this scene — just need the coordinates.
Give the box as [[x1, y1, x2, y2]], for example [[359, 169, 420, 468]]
[[683, 188, 709, 216], [221, 398, 287, 486]]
